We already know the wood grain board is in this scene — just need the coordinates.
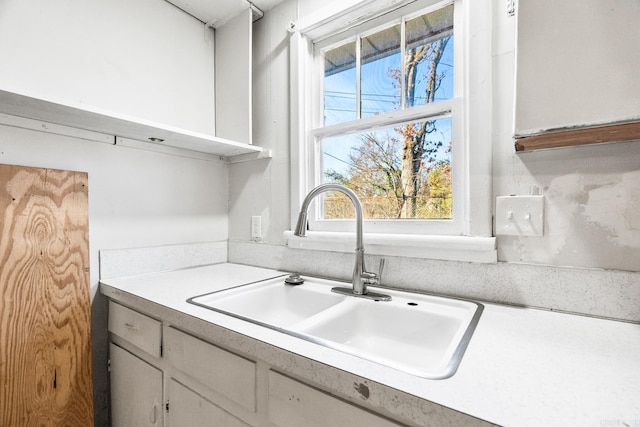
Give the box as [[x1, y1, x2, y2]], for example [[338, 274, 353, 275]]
[[515, 121, 640, 152], [0, 164, 93, 426]]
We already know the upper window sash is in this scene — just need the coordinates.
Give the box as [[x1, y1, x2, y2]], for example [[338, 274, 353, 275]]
[[315, 1, 455, 129]]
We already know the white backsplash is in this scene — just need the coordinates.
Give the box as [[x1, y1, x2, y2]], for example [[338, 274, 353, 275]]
[[100, 241, 227, 280], [98, 240, 639, 323], [229, 241, 640, 323]]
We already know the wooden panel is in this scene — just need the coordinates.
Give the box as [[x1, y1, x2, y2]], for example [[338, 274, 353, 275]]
[[0, 164, 93, 425], [110, 344, 163, 427], [168, 379, 249, 427], [109, 302, 162, 358], [164, 326, 256, 411], [515, 121, 640, 152], [268, 371, 402, 427]]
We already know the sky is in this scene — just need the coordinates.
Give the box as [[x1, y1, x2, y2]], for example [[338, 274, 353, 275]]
[[321, 37, 454, 179]]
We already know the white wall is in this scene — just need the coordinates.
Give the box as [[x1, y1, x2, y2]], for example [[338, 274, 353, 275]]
[[0, 126, 229, 298], [0, 0, 216, 134], [229, 0, 295, 244], [230, 0, 640, 274], [491, 1, 640, 271], [0, 123, 229, 425], [0, 1, 224, 424]]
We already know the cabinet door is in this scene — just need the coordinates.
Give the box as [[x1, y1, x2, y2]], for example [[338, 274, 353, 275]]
[[110, 344, 163, 427], [168, 379, 249, 427]]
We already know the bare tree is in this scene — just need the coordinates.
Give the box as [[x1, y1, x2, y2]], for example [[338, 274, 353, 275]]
[[400, 36, 450, 218], [324, 34, 452, 220]]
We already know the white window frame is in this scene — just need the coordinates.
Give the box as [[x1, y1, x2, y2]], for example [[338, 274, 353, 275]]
[[288, 0, 495, 262]]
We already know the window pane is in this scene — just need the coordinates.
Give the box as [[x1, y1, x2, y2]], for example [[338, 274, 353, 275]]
[[404, 5, 454, 107], [324, 41, 357, 126], [321, 116, 452, 220], [361, 25, 401, 118]]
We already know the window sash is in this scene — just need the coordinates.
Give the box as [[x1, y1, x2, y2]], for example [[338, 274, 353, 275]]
[[307, 1, 463, 235], [307, 98, 464, 235]]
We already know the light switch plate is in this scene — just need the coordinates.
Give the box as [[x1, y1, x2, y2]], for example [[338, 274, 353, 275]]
[[495, 195, 544, 236]]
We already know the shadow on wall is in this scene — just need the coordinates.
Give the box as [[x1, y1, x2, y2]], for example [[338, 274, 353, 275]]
[[92, 292, 110, 427]]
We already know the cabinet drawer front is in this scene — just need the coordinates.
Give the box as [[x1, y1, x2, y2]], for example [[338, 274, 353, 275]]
[[109, 302, 162, 358], [165, 327, 256, 411], [268, 371, 402, 427], [168, 380, 250, 427]]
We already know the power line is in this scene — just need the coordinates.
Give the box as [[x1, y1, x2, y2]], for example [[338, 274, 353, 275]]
[[323, 150, 352, 166]]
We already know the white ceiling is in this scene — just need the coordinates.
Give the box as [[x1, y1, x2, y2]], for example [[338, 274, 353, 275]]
[[252, 0, 286, 11], [167, 0, 286, 27]]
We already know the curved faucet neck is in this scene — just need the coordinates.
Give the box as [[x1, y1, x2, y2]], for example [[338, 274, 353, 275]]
[[294, 183, 364, 251], [294, 183, 369, 295]]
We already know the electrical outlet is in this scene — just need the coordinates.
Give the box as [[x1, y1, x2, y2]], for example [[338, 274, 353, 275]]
[[251, 216, 262, 240], [495, 195, 544, 236]]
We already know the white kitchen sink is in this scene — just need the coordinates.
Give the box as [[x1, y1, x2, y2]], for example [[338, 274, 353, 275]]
[[188, 276, 345, 328], [188, 275, 482, 379]]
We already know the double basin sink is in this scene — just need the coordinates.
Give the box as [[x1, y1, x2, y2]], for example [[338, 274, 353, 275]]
[[188, 275, 482, 379]]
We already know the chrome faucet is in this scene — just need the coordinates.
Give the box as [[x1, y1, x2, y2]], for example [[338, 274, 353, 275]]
[[294, 183, 391, 301]]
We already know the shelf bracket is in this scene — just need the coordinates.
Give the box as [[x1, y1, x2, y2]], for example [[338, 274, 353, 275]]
[[224, 149, 273, 164]]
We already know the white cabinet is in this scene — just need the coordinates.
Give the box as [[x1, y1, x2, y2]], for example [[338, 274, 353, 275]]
[[109, 302, 255, 427], [107, 300, 416, 426], [515, 0, 640, 136], [215, 8, 253, 145], [514, 0, 640, 151], [110, 344, 163, 427], [0, 0, 268, 160]]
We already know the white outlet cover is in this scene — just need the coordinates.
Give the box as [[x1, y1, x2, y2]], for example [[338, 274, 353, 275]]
[[251, 215, 262, 239], [495, 195, 544, 236]]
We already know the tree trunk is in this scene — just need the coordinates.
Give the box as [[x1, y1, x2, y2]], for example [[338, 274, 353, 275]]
[[399, 38, 449, 218]]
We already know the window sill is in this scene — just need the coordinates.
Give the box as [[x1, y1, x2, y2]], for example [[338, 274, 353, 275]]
[[284, 231, 497, 263]]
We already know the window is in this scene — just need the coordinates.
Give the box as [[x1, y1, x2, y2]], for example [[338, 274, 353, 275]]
[[290, 0, 493, 255]]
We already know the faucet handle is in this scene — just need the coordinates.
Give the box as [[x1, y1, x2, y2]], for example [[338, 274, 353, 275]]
[[362, 259, 385, 286]]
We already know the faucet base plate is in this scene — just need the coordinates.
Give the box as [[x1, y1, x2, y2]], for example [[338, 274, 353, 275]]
[[331, 286, 392, 301]]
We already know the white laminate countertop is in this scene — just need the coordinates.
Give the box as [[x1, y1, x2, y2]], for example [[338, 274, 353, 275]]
[[100, 262, 640, 426]]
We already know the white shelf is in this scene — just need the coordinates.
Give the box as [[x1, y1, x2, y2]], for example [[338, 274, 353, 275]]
[[0, 89, 268, 161]]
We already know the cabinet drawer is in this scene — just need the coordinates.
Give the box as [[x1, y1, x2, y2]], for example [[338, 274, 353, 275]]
[[268, 371, 402, 427], [168, 380, 249, 427], [164, 327, 256, 411], [109, 302, 162, 358]]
